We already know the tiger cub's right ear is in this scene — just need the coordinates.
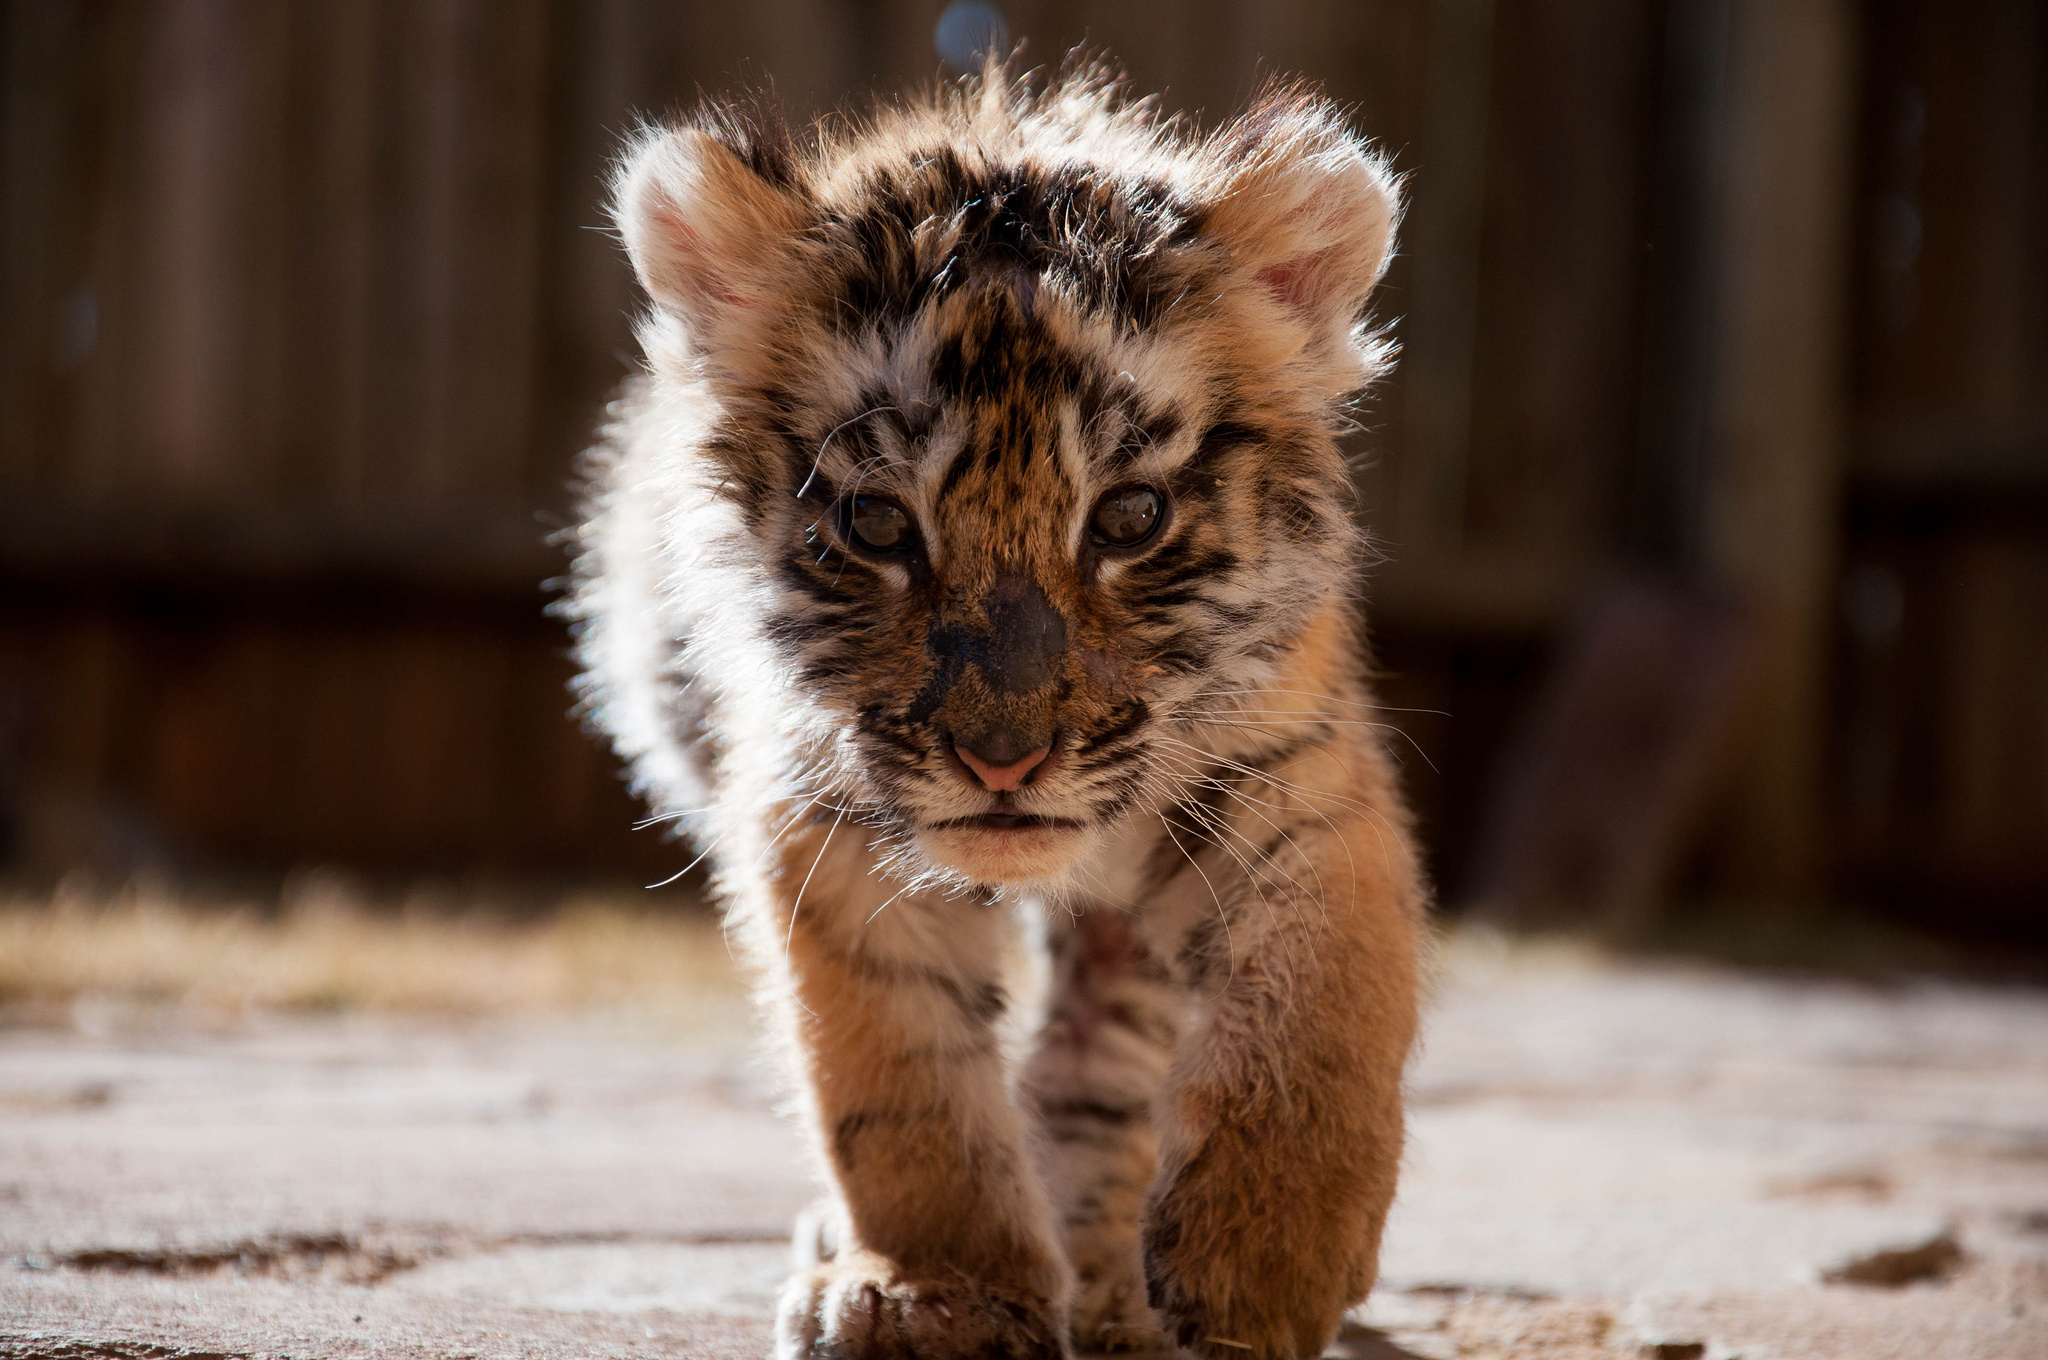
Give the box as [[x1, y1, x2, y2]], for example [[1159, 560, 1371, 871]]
[[611, 123, 807, 367]]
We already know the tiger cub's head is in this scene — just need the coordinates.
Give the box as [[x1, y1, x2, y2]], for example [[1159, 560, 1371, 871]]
[[614, 65, 1399, 890]]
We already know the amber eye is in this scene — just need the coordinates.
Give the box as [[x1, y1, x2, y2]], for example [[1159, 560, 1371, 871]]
[[1090, 485, 1163, 548], [845, 494, 912, 553]]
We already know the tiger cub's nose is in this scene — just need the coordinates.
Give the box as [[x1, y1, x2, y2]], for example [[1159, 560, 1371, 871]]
[[954, 732, 1052, 792]]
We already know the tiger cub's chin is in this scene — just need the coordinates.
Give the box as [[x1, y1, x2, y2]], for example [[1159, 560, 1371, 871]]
[[914, 817, 1104, 888]]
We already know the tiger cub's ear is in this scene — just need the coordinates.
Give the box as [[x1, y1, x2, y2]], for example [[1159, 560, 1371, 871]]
[[1202, 88, 1402, 378], [611, 120, 808, 369]]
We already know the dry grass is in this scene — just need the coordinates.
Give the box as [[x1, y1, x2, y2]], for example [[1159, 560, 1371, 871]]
[[0, 874, 747, 1022], [6, 870, 1981, 1031]]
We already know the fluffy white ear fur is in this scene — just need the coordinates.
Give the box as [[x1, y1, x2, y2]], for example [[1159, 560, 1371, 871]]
[[1204, 100, 1402, 366], [611, 126, 805, 361]]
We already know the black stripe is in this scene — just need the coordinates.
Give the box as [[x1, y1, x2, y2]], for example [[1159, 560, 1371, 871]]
[[937, 442, 978, 502], [1074, 701, 1151, 753]]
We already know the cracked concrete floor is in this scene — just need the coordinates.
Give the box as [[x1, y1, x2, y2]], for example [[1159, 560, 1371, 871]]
[[4, 936, 2047, 1359]]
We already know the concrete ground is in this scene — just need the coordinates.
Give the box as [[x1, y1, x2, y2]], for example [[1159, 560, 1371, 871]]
[[4, 934, 2046, 1359]]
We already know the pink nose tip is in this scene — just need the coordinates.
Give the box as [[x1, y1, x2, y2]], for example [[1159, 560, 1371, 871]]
[[955, 741, 1051, 792]]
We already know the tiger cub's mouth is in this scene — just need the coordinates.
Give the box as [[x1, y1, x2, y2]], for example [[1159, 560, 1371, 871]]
[[933, 812, 1086, 832]]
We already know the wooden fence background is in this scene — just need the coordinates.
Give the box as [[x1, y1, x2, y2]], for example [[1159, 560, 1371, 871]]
[[0, 0, 2042, 936], [1833, 0, 2048, 934]]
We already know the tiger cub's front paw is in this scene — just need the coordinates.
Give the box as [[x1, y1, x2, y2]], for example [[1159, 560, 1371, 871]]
[[1141, 1186, 1361, 1360], [1143, 1257, 1346, 1360], [775, 1250, 1070, 1360]]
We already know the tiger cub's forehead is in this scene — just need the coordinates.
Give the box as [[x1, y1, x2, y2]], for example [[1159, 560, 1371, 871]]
[[795, 281, 1204, 527]]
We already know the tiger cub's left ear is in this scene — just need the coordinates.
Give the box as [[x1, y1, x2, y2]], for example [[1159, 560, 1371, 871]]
[[1204, 89, 1403, 378]]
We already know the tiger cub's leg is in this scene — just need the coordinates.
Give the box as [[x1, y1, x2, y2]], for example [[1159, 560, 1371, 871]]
[[1022, 909, 1183, 1354], [1136, 752, 1423, 1360], [761, 823, 1071, 1360]]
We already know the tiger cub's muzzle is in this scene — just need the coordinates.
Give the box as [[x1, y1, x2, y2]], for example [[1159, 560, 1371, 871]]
[[909, 572, 1073, 793]]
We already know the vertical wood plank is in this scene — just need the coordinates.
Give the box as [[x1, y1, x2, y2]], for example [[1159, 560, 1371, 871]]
[[282, 0, 379, 504], [0, 0, 130, 493], [236, 1, 293, 500], [1963, 0, 2042, 438], [1463, 0, 1660, 556], [1705, 0, 1858, 894], [0, 0, 67, 486], [125, 0, 253, 497], [1393, 0, 1494, 553]]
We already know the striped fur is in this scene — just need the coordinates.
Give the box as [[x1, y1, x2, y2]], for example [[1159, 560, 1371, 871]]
[[570, 60, 1427, 1360]]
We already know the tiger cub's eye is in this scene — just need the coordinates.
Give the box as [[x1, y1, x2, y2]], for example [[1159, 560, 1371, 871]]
[[1090, 485, 1163, 548], [846, 495, 912, 552]]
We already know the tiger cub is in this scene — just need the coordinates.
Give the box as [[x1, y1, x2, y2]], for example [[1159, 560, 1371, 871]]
[[570, 61, 1427, 1360]]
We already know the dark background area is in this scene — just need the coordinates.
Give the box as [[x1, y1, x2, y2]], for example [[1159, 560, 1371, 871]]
[[1, 0, 2042, 949]]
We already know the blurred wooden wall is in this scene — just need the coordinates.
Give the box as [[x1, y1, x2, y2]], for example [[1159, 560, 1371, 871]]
[[0, 0, 675, 876], [0, 0, 2041, 934], [1832, 0, 2048, 935]]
